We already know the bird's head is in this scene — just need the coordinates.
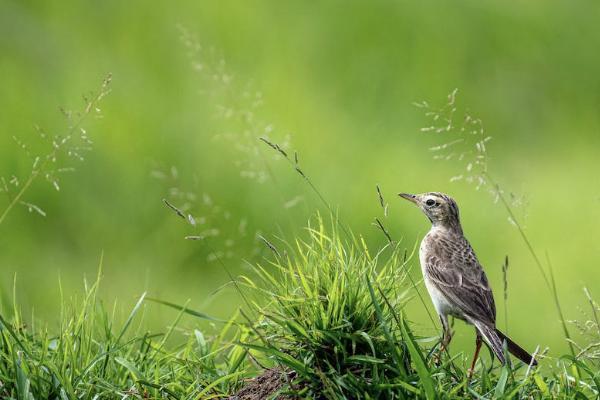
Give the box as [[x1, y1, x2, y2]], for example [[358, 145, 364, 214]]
[[398, 192, 462, 232]]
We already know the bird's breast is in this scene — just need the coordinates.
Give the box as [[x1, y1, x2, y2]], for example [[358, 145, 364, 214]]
[[418, 230, 466, 320]]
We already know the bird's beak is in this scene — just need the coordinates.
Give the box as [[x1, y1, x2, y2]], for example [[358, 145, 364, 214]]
[[398, 193, 418, 204]]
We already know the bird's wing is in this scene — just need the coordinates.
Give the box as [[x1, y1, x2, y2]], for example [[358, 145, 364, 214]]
[[424, 237, 496, 325]]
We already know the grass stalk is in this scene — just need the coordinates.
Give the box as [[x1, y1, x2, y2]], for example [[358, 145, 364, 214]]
[[485, 172, 575, 358], [0, 74, 112, 227]]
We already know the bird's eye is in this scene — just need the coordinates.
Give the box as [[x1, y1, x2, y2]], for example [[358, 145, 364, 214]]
[[425, 199, 436, 207]]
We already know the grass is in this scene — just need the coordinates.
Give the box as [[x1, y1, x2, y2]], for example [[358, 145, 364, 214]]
[[1, 219, 598, 399], [0, 74, 112, 226], [240, 216, 415, 398], [0, 267, 250, 399]]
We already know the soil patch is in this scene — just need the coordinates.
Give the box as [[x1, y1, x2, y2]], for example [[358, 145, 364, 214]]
[[228, 367, 298, 400]]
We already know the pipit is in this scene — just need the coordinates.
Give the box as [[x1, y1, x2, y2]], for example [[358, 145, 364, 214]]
[[399, 192, 537, 374]]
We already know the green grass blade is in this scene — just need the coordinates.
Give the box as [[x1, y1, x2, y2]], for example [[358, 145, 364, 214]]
[[494, 365, 509, 398], [115, 356, 146, 381], [399, 316, 437, 400], [116, 292, 146, 344], [145, 297, 223, 321], [240, 342, 311, 375]]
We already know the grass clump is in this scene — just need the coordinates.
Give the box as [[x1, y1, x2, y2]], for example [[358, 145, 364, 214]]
[[239, 218, 444, 398]]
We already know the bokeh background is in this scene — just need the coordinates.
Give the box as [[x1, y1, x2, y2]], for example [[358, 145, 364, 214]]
[[1, 0, 599, 359]]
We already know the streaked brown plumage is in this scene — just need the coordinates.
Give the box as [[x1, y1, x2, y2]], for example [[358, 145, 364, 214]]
[[399, 192, 537, 372]]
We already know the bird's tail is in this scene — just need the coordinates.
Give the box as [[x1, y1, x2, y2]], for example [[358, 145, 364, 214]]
[[496, 328, 538, 366], [474, 322, 538, 366]]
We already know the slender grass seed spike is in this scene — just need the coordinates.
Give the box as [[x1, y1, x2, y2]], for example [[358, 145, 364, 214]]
[[398, 192, 537, 375]]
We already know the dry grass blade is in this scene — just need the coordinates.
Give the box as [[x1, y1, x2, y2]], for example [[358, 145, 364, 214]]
[[502, 255, 509, 332], [162, 198, 186, 220], [257, 234, 281, 258], [376, 184, 389, 217], [373, 217, 393, 244]]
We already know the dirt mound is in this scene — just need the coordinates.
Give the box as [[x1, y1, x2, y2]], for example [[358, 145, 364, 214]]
[[228, 367, 298, 400]]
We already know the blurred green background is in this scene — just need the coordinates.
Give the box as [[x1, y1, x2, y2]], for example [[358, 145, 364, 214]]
[[1, 0, 599, 359]]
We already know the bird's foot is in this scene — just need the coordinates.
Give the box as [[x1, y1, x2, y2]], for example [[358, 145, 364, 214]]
[[433, 347, 445, 366], [467, 367, 476, 380]]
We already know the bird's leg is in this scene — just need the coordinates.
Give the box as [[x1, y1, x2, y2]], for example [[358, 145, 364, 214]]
[[440, 315, 453, 352], [435, 315, 453, 365], [468, 334, 483, 379]]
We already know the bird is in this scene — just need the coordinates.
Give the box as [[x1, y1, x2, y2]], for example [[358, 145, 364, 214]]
[[398, 192, 537, 374]]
